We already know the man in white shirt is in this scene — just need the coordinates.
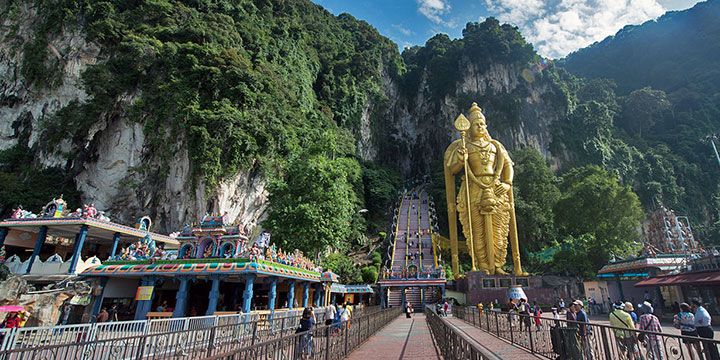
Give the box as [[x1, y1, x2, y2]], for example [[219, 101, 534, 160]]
[[691, 298, 719, 360], [324, 304, 336, 326]]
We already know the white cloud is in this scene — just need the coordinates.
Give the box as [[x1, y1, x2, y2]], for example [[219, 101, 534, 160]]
[[418, 0, 451, 25], [485, 0, 666, 58], [392, 24, 415, 36]]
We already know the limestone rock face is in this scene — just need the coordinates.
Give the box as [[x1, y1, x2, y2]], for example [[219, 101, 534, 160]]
[[1, 4, 561, 234]]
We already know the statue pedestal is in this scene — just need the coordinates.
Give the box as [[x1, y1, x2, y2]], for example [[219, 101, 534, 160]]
[[462, 271, 557, 308]]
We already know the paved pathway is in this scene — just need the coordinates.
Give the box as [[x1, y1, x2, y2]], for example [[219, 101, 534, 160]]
[[345, 313, 441, 359], [443, 317, 544, 360]]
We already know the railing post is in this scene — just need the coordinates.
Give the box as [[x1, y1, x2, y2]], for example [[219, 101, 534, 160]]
[[494, 312, 499, 336], [344, 322, 349, 356], [600, 326, 612, 359], [528, 316, 535, 354], [325, 325, 332, 360], [509, 313, 514, 344], [206, 325, 217, 358], [251, 321, 258, 345]]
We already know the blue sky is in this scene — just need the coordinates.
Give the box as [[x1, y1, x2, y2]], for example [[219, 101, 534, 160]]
[[312, 0, 704, 59]]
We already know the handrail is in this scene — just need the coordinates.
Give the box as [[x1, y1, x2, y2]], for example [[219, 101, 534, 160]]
[[390, 189, 406, 266], [425, 305, 500, 360], [453, 305, 720, 360]]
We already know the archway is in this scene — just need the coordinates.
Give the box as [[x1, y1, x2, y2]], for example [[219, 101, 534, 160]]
[[197, 237, 216, 258]]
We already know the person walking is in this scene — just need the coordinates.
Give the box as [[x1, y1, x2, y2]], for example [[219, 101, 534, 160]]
[[324, 304, 336, 326], [610, 301, 639, 360], [692, 298, 719, 360], [443, 300, 450, 317], [638, 301, 665, 360], [674, 302, 703, 360], [108, 304, 119, 322], [405, 301, 413, 318], [624, 302, 638, 323], [297, 307, 315, 359], [564, 301, 583, 360], [532, 301, 543, 330], [93, 308, 109, 323], [575, 299, 595, 360], [58, 303, 72, 326]]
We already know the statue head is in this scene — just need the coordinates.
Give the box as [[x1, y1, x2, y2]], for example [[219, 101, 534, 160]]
[[467, 103, 489, 140]]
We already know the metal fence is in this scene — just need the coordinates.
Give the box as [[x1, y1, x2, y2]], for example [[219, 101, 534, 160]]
[[206, 306, 403, 360], [425, 306, 498, 360], [454, 306, 720, 360]]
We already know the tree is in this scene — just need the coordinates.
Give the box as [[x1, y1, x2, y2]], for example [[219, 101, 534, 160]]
[[512, 147, 560, 253], [619, 87, 671, 138], [263, 131, 362, 256], [554, 165, 644, 273], [323, 253, 362, 284]]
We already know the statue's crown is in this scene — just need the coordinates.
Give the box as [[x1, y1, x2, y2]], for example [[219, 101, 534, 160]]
[[468, 102, 485, 123]]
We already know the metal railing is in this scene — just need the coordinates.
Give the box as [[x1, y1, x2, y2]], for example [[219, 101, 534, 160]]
[[454, 306, 720, 360], [207, 306, 403, 359], [0, 309, 316, 353], [425, 306, 498, 360]]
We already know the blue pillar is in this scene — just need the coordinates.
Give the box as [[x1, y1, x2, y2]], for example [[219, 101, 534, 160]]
[[421, 287, 426, 311], [173, 276, 193, 318], [380, 286, 387, 309], [313, 283, 321, 308], [331, 293, 337, 306], [302, 282, 310, 308], [287, 280, 296, 309], [0, 228, 9, 249], [267, 277, 278, 313], [134, 277, 159, 320], [242, 274, 256, 313], [26, 226, 48, 273], [319, 285, 325, 307], [68, 225, 89, 274], [441, 285, 446, 297], [401, 287, 406, 310], [206, 275, 222, 315], [91, 277, 109, 320], [109, 232, 120, 259]]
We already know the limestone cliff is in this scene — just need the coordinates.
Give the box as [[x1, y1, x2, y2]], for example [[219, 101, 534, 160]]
[[0, 3, 562, 234]]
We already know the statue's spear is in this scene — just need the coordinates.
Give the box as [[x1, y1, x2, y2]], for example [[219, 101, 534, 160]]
[[454, 114, 477, 271]]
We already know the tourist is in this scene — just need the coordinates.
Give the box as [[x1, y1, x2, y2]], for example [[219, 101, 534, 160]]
[[564, 301, 583, 359], [532, 301, 543, 330], [558, 298, 566, 313], [435, 302, 443, 316], [638, 301, 664, 360], [574, 299, 595, 360], [108, 304, 119, 322], [58, 303, 72, 326], [674, 302, 703, 360], [297, 307, 315, 359], [405, 301, 413, 318], [624, 302, 638, 323], [1, 311, 21, 329], [691, 298, 719, 360], [519, 299, 531, 331], [610, 301, 638, 360], [443, 301, 450, 317], [324, 304, 336, 326], [94, 308, 109, 323]]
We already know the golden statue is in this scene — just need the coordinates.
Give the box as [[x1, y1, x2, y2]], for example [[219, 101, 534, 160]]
[[444, 103, 527, 277]]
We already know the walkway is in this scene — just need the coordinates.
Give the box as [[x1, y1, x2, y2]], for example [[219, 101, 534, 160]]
[[345, 313, 441, 360], [443, 316, 544, 360]]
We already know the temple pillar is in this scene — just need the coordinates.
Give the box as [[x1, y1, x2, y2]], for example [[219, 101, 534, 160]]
[[421, 286, 426, 310], [331, 293, 337, 306], [109, 232, 121, 259], [134, 276, 160, 320], [267, 277, 278, 313], [26, 226, 48, 274], [173, 276, 193, 318], [319, 285, 325, 307], [0, 228, 9, 249], [380, 286, 387, 309], [401, 287, 406, 309], [206, 275, 222, 315], [287, 280, 296, 309], [313, 283, 321, 308], [441, 285, 446, 297], [242, 274, 257, 313], [615, 274, 625, 301], [68, 225, 89, 274], [302, 282, 310, 308], [91, 277, 109, 320]]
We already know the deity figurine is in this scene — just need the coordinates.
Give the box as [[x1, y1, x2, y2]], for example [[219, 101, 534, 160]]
[[444, 103, 526, 277]]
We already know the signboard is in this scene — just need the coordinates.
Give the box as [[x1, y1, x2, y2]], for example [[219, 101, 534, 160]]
[[69, 294, 91, 306], [135, 286, 154, 301], [344, 294, 354, 303]]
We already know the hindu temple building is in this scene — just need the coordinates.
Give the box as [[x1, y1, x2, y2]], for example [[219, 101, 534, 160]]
[[0, 199, 372, 323]]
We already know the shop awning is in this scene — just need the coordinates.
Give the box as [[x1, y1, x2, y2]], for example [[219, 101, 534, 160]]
[[635, 270, 720, 287]]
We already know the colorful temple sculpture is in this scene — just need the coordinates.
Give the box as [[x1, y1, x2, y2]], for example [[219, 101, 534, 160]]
[[80, 214, 371, 320]]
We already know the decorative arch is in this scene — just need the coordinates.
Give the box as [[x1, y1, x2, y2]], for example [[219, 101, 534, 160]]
[[178, 243, 194, 260], [219, 241, 236, 258], [197, 237, 217, 258]]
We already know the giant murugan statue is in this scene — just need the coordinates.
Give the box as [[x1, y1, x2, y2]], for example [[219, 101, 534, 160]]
[[444, 103, 527, 277]]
